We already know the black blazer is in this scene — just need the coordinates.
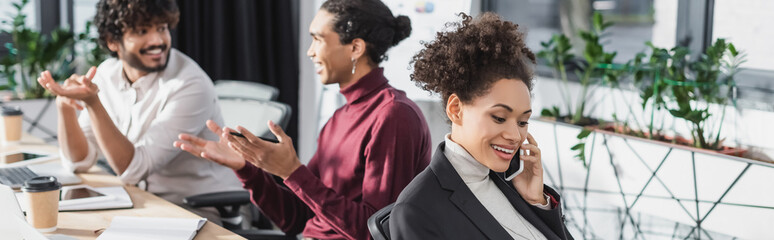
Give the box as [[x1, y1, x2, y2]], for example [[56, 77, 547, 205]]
[[389, 142, 573, 240]]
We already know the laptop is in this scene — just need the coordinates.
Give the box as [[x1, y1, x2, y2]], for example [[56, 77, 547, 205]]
[[0, 184, 48, 239], [0, 151, 81, 189]]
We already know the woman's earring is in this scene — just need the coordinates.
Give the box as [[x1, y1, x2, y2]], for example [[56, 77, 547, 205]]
[[351, 58, 357, 74]]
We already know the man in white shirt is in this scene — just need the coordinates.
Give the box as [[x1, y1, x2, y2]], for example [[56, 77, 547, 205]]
[[36, 0, 241, 210]]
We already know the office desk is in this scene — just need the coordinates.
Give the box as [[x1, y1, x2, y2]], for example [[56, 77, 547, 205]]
[[2, 135, 244, 240]]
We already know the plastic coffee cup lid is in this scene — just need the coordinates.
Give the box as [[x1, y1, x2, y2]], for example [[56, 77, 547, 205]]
[[22, 176, 61, 193], [1, 106, 23, 116]]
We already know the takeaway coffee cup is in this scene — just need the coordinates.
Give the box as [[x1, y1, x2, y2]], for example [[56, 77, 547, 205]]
[[22, 176, 61, 232], [1, 106, 23, 145]]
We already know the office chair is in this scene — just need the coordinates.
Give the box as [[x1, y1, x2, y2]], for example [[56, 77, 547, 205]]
[[184, 97, 295, 240], [184, 191, 293, 239], [367, 203, 395, 240], [217, 97, 292, 139], [215, 80, 280, 101]]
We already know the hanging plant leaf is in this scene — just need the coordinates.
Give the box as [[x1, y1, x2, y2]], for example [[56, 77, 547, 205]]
[[577, 128, 592, 139], [571, 143, 584, 150]]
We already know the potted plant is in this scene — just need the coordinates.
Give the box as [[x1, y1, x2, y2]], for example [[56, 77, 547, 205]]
[[539, 12, 619, 127], [539, 12, 749, 165], [597, 43, 690, 142], [538, 12, 622, 165], [530, 9, 764, 240], [662, 39, 746, 156], [600, 38, 747, 157], [0, 0, 106, 141], [0, 0, 75, 100]]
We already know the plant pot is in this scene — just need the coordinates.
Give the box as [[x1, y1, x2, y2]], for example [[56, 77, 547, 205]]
[[548, 115, 600, 127], [596, 123, 748, 158], [716, 146, 747, 157], [599, 124, 651, 138]]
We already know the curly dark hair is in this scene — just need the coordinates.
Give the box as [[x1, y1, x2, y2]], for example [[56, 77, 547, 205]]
[[94, 0, 180, 57], [321, 0, 411, 64], [411, 12, 536, 110]]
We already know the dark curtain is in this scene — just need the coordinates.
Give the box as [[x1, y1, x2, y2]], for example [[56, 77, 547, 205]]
[[172, 0, 300, 143]]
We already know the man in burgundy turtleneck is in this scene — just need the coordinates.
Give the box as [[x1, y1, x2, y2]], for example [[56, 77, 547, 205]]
[[175, 1, 431, 239]]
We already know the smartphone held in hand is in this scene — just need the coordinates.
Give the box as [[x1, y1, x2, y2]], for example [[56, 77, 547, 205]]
[[229, 131, 279, 143]]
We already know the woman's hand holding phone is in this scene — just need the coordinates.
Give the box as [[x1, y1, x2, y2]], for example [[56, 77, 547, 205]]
[[511, 133, 546, 206]]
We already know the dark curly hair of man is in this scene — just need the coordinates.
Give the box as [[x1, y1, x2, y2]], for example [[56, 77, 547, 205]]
[[321, 0, 411, 64], [410, 12, 536, 110], [94, 0, 180, 57]]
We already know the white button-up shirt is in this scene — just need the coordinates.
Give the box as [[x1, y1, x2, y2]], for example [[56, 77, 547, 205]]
[[62, 49, 242, 204]]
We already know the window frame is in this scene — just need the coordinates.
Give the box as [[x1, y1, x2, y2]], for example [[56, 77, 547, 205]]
[[483, 0, 774, 111]]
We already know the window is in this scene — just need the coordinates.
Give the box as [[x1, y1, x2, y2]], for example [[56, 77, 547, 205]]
[[486, 0, 772, 110], [713, 0, 774, 71], [72, 0, 100, 69], [489, 0, 677, 64], [72, 0, 100, 35], [0, 0, 37, 31]]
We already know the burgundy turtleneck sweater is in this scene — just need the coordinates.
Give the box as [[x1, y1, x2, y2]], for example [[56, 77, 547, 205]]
[[234, 68, 432, 239]]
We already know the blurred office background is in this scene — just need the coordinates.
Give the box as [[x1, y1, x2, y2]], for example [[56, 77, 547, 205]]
[[2, 0, 772, 239]]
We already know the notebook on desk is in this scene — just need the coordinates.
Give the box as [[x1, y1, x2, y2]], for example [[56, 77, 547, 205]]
[[96, 216, 207, 240]]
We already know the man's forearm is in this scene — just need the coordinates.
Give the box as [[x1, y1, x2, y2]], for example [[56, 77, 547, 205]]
[[85, 98, 135, 175], [57, 103, 89, 163]]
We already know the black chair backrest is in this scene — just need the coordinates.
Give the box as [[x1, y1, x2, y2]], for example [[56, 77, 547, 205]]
[[368, 203, 394, 240]]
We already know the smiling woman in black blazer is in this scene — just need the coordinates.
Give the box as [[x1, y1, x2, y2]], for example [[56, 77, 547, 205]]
[[389, 13, 573, 240]]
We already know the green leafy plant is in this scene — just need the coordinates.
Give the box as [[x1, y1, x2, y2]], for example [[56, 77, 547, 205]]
[[627, 43, 691, 140], [571, 128, 593, 166], [574, 12, 619, 122], [538, 12, 621, 166], [538, 12, 619, 127], [666, 39, 745, 150], [538, 34, 574, 117], [1, 0, 75, 99], [541, 12, 749, 165], [540, 106, 562, 120], [631, 39, 745, 151]]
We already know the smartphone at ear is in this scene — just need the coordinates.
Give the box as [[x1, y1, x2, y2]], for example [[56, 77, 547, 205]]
[[504, 147, 524, 181]]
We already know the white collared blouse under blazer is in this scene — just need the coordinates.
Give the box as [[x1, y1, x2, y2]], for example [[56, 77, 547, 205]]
[[444, 134, 549, 240]]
